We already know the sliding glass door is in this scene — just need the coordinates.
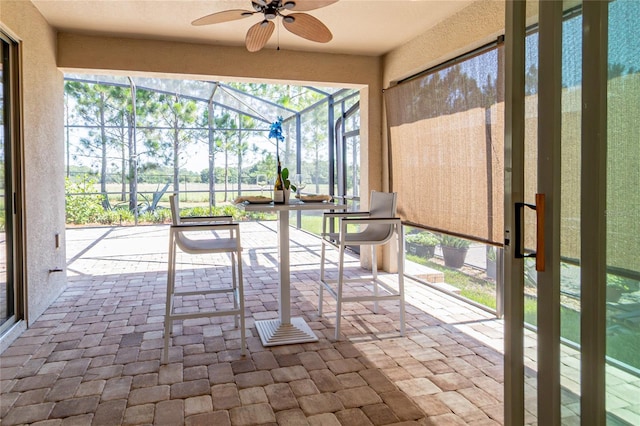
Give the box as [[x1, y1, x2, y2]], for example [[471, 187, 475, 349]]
[[0, 32, 21, 336], [505, 1, 639, 424]]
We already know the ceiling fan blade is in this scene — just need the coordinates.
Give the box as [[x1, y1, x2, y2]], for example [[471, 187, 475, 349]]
[[282, 13, 332, 43], [192, 10, 253, 26], [246, 21, 275, 52], [287, 0, 338, 12]]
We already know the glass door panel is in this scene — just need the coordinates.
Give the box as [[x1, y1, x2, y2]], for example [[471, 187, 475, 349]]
[[605, 1, 640, 424], [522, 3, 539, 422], [559, 6, 582, 422], [0, 39, 7, 328], [0, 36, 14, 333]]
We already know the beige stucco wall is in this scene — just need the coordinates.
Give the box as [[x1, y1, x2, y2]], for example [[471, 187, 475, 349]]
[[383, 0, 505, 86], [0, 2, 66, 324]]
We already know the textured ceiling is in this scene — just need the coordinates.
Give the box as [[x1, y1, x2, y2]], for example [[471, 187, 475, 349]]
[[32, 0, 474, 56]]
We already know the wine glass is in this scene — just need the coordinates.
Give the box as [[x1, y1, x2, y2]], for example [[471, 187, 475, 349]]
[[256, 174, 268, 196], [291, 174, 306, 197]]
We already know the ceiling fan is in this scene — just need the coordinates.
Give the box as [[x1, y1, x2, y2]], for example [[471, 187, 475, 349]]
[[192, 0, 338, 52]]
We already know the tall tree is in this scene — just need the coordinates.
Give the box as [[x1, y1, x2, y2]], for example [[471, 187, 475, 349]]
[[151, 93, 199, 194], [233, 114, 258, 197], [203, 99, 221, 207], [211, 111, 237, 202], [65, 82, 132, 207]]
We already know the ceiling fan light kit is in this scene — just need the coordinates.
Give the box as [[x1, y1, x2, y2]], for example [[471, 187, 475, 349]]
[[192, 0, 338, 52]]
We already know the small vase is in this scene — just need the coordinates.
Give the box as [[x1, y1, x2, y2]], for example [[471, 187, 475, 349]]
[[284, 188, 291, 203]]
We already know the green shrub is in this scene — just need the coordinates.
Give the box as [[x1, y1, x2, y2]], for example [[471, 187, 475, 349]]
[[97, 209, 124, 225], [154, 208, 172, 223], [220, 204, 244, 219], [65, 178, 104, 225], [406, 232, 439, 246], [439, 235, 471, 248]]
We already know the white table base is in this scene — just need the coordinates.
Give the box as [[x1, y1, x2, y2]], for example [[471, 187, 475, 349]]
[[255, 317, 319, 346], [242, 201, 345, 346]]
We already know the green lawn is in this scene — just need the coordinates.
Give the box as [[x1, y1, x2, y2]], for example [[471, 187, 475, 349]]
[[406, 253, 496, 307], [407, 254, 638, 370], [525, 296, 639, 370]]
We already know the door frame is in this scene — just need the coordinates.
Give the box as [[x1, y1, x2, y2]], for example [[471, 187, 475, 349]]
[[0, 27, 26, 340], [580, 2, 608, 423], [504, 1, 527, 424]]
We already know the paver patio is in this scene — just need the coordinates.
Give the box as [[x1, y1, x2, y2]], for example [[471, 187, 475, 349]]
[[3, 221, 508, 425]]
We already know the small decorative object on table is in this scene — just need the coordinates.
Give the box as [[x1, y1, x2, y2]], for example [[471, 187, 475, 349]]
[[256, 174, 268, 196], [291, 174, 306, 197], [296, 194, 332, 203], [234, 195, 273, 204]]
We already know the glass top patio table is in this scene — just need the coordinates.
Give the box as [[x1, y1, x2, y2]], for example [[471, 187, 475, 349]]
[[241, 200, 347, 346]]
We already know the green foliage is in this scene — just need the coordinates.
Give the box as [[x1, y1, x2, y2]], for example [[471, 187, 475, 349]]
[[607, 273, 639, 292], [439, 235, 471, 248], [487, 246, 497, 261], [185, 206, 211, 217], [97, 209, 125, 225], [460, 288, 497, 309], [281, 167, 292, 190], [299, 215, 323, 235], [138, 210, 170, 224], [407, 254, 492, 292], [155, 208, 173, 223], [523, 296, 639, 369], [406, 232, 439, 246], [178, 204, 252, 222], [65, 178, 104, 224]]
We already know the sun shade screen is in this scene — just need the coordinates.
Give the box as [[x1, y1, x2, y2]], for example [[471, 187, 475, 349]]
[[385, 46, 504, 245]]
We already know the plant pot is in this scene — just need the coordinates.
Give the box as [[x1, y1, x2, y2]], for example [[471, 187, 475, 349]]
[[420, 245, 436, 259], [284, 188, 291, 203], [442, 246, 468, 269], [406, 243, 435, 259], [406, 242, 418, 255]]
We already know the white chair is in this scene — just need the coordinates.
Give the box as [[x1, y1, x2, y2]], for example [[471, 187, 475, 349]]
[[319, 191, 405, 340], [164, 195, 245, 362]]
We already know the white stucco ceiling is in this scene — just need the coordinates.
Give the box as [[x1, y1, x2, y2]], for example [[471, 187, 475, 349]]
[[32, 0, 474, 56]]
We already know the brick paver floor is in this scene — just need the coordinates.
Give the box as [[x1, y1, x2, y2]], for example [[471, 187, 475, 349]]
[[1, 222, 508, 425]]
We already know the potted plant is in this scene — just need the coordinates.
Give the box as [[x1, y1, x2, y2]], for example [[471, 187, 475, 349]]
[[405, 232, 438, 259], [439, 235, 471, 269]]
